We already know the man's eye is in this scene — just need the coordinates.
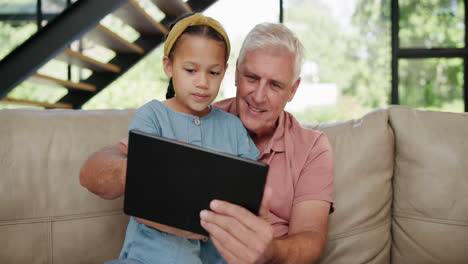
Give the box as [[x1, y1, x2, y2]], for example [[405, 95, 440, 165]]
[[246, 75, 256, 82]]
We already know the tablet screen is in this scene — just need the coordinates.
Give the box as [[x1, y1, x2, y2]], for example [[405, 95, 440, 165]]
[[124, 130, 269, 236]]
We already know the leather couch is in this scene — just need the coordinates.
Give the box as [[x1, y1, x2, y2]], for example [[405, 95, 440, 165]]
[[1, 105, 467, 263]]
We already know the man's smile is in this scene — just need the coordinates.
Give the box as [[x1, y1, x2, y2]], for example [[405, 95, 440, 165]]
[[247, 102, 267, 113]]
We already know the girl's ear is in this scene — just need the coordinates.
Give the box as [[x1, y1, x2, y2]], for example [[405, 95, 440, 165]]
[[162, 56, 173, 78]]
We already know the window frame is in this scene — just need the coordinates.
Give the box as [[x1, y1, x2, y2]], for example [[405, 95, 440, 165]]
[[391, 0, 468, 112]]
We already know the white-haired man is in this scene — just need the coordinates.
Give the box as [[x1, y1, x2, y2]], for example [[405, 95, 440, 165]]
[[202, 22, 334, 263]]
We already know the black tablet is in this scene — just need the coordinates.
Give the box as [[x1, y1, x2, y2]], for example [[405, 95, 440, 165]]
[[124, 129, 269, 236]]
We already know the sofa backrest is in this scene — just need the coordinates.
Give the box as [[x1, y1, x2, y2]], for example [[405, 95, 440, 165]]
[[0, 109, 135, 264], [388, 106, 468, 263], [1, 105, 467, 264], [308, 108, 395, 264]]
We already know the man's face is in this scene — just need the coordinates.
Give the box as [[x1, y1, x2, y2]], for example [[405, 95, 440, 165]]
[[235, 49, 300, 137]]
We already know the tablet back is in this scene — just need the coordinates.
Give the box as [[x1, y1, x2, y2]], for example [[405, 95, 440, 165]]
[[124, 130, 268, 236]]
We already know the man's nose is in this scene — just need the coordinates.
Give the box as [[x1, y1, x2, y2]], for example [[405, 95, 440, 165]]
[[252, 80, 267, 103]]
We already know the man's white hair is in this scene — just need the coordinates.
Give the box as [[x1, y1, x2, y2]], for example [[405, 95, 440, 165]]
[[238, 23, 305, 81]]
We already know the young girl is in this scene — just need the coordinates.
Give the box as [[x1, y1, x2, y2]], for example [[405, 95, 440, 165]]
[[109, 13, 259, 264]]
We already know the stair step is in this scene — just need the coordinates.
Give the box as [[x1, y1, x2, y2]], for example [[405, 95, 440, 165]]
[[56, 49, 121, 73], [114, 0, 167, 35], [28, 73, 97, 92], [1, 97, 73, 109], [86, 24, 145, 54], [151, 0, 192, 18]]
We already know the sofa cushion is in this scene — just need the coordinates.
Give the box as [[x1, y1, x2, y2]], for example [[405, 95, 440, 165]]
[[0, 108, 135, 264], [307, 108, 394, 264], [389, 105, 468, 263]]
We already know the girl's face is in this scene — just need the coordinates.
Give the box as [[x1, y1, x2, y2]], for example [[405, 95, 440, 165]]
[[163, 34, 227, 117]]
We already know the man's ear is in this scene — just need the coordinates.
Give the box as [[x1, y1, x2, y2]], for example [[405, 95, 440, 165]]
[[235, 60, 239, 87], [162, 56, 172, 78], [220, 63, 229, 78], [288, 77, 301, 102]]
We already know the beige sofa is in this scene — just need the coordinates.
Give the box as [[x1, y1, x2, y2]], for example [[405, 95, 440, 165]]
[[1, 105, 467, 264]]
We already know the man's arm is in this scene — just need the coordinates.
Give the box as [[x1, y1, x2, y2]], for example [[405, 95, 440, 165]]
[[200, 190, 330, 264], [269, 200, 330, 263], [79, 141, 128, 200]]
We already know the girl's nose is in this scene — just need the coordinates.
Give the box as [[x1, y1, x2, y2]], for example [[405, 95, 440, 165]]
[[196, 73, 208, 89]]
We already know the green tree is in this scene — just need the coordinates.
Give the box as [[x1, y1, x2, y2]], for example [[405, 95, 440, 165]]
[[349, 0, 391, 108], [398, 0, 464, 110], [286, 0, 356, 93], [284, 0, 389, 123], [352, 0, 464, 111]]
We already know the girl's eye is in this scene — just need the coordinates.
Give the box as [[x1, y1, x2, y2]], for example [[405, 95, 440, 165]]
[[210, 71, 220, 76], [185, 68, 195, 73]]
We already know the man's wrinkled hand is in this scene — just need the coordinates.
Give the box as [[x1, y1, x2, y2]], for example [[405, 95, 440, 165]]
[[200, 187, 274, 264]]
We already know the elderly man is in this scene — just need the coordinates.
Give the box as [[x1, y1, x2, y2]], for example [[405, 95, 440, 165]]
[[80, 23, 334, 264]]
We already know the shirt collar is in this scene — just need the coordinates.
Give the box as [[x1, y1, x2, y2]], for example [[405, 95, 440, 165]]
[[263, 111, 286, 154]]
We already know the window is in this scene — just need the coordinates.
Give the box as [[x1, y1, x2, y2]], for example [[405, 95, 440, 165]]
[[392, 0, 467, 112], [399, 58, 464, 112]]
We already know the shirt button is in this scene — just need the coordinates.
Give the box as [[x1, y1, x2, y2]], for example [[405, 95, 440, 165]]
[[193, 118, 201, 126]]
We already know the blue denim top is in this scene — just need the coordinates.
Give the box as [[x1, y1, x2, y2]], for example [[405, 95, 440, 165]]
[[122, 99, 259, 251]]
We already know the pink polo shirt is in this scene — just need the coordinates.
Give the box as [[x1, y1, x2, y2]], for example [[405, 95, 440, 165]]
[[214, 98, 334, 238]]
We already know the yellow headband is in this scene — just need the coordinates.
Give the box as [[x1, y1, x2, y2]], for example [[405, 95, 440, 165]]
[[163, 13, 230, 60]]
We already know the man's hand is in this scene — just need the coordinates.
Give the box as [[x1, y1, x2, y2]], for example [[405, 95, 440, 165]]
[[200, 187, 274, 264]]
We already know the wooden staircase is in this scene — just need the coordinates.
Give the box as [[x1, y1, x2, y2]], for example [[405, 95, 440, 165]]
[[0, 0, 217, 109]]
